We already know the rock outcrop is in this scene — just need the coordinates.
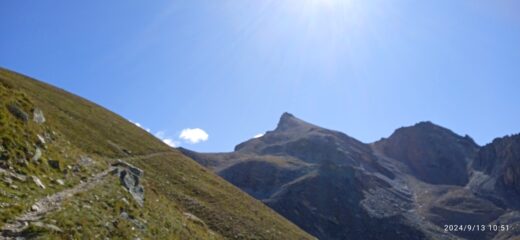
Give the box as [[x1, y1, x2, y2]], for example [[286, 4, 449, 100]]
[[112, 160, 145, 206], [472, 134, 520, 208]]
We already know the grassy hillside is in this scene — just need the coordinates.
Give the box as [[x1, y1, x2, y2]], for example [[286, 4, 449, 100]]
[[0, 68, 314, 239]]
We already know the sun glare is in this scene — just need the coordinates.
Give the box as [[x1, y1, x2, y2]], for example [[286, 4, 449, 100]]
[[306, 0, 350, 9], [295, 0, 357, 22]]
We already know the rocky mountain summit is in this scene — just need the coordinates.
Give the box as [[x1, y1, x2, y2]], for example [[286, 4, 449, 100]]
[[183, 113, 520, 240], [373, 121, 479, 186]]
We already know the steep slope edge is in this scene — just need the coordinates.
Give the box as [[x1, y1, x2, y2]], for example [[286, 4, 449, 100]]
[[0, 68, 314, 239]]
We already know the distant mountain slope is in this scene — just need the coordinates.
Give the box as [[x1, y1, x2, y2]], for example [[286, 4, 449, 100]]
[[0, 68, 314, 240], [184, 113, 520, 240], [373, 122, 479, 185]]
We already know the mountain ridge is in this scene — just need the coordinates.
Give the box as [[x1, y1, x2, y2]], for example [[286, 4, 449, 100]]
[[184, 112, 520, 240]]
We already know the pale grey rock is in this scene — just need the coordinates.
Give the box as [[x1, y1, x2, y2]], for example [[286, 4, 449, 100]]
[[79, 155, 94, 166], [55, 179, 65, 185], [32, 176, 46, 189], [36, 134, 46, 147], [32, 221, 62, 232], [32, 148, 42, 163], [31, 204, 40, 212], [0, 168, 27, 182], [0, 202, 11, 208], [32, 108, 46, 124], [3, 177, 13, 185], [183, 212, 207, 227]]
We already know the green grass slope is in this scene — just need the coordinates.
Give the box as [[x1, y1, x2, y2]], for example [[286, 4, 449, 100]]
[[0, 68, 314, 240]]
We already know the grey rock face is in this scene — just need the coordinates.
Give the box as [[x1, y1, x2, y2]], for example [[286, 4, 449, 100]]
[[32, 108, 46, 124], [6, 104, 29, 122], [472, 134, 520, 208], [112, 160, 144, 206]]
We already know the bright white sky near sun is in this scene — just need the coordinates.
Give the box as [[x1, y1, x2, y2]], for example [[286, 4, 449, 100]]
[[1, 0, 520, 151]]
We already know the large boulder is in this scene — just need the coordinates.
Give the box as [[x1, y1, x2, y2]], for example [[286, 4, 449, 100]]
[[112, 160, 144, 206]]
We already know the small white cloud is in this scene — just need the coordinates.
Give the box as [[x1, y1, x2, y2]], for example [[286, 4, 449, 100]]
[[162, 138, 178, 147], [253, 133, 265, 138], [155, 131, 165, 139], [129, 120, 151, 132], [154, 131, 179, 147], [128, 119, 175, 147], [129, 120, 140, 127], [179, 128, 209, 144]]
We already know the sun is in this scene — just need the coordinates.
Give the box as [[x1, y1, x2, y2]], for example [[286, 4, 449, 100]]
[[298, 0, 355, 17], [306, 0, 344, 8]]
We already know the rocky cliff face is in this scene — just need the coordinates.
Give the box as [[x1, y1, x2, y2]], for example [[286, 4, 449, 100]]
[[184, 113, 520, 240], [475, 134, 520, 192], [471, 134, 520, 208]]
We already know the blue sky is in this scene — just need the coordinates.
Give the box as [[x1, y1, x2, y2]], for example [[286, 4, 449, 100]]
[[1, 0, 519, 152]]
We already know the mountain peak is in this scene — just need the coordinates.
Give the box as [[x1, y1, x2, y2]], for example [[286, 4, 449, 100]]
[[404, 121, 477, 146], [414, 121, 436, 127], [281, 112, 295, 119], [375, 121, 478, 185], [393, 121, 454, 137], [275, 112, 312, 131]]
